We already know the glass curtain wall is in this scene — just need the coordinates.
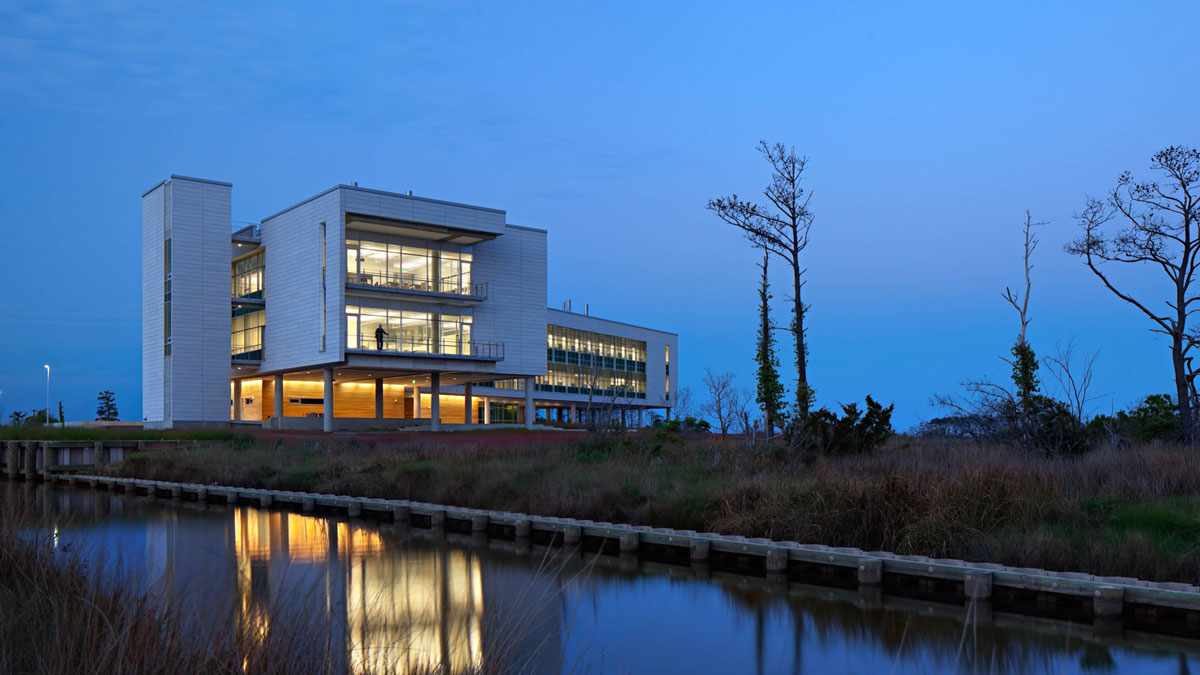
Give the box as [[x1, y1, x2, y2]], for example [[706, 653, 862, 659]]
[[346, 306, 472, 354], [539, 325, 647, 398], [232, 308, 265, 360], [346, 233, 472, 295], [232, 251, 264, 299]]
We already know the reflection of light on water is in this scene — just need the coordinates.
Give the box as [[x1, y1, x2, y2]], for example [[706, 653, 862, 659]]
[[52, 525, 58, 549], [348, 549, 484, 674], [288, 513, 329, 561], [231, 508, 483, 673]]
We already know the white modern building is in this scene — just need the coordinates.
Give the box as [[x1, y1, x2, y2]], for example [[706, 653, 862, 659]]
[[142, 175, 677, 431]]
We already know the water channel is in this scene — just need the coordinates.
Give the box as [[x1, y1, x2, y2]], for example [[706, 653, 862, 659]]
[[9, 481, 1199, 674]]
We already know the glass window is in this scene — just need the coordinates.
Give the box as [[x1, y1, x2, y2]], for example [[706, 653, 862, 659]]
[[401, 310, 430, 352], [346, 242, 360, 284], [401, 247, 430, 291], [543, 325, 647, 398], [344, 232, 476, 295], [360, 308, 387, 348], [348, 306, 360, 343], [231, 308, 264, 360], [359, 241, 388, 282], [231, 251, 264, 299]]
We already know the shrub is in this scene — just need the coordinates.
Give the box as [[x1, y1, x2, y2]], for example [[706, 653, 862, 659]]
[[1088, 394, 1178, 442], [795, 395, 894, 455]]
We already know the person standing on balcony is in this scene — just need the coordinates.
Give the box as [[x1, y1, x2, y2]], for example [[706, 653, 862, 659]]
[[375, 325, 388, 350]]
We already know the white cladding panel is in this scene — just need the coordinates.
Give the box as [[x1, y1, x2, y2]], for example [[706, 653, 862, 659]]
[[163, 178, 232, 424], [259, 190, 343, 373], [141, 184, 165, 422], [544, 308, 678, 408], [472, 226, 548, 377]]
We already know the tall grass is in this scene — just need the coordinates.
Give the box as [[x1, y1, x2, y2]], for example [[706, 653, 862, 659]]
[[113, 433, 1200, 583]]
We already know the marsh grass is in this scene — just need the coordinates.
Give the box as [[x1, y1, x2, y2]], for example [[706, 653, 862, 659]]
[[113, 434, 1200, 583]]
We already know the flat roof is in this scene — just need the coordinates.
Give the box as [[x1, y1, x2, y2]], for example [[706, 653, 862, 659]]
[[507, 223, 547, 234], [262, 183, 506, 223], [141, 174, 232, 198], [546, 307, 677, 336]]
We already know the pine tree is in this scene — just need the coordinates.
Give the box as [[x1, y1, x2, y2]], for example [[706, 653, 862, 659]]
[[95, 390, 119, 421], [755, 247, 785, 436]]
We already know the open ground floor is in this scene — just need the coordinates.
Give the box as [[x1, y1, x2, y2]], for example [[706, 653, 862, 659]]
[[229, 366, 661, 433]]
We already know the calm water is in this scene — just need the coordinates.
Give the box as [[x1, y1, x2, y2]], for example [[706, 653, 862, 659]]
[[9, 482, 1199, 674]]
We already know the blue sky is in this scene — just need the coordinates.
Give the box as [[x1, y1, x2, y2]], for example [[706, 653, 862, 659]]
[[0, 1, 1197, 427]]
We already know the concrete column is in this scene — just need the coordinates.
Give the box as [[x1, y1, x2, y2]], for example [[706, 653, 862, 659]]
[[232, 379, 243, 421], [41, 442, 53, 479], [482, 397, 490, 424], [23, 441, 36, 480], [4, 441, 17, 478], [374, 378, 384, 420], [964, 571, 993, 601], [524, 376, 535, 430], [463, 383, 473, 424], [858, 559, 883, 586], [638, 409, 644, 427], [91, 441, 102, 468], [1094, 586, 1124, 619], [430, 373, 441, 432], [570, 403, 577, 424], [322, 368, 334, 433], [273, 374, 284, 424]]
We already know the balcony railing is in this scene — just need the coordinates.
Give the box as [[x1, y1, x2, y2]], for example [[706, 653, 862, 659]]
[[350, 335, 504, 360], [348, 271, 487, 299]]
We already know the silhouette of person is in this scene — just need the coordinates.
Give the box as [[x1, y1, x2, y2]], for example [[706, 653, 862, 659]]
[[375, 325, 388, 350]]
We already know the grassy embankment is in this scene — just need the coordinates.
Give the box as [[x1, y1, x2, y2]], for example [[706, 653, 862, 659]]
[[0, 426, 247, 442], [108, 431, 1200, 584]]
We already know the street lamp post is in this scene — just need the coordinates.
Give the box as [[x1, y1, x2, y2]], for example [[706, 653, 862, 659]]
[[44, 365, 50, 426]]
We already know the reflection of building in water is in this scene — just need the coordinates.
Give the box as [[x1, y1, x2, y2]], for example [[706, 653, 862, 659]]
[[228, 508, 518, 674], [40, 490, 561, 675], [347, 549, 484, 674]]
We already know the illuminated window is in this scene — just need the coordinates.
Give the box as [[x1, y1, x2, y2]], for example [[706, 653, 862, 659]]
[[346, 305, 472, 354], [232, 308, 265, 360], [346, 231, 474, 294], [538, 325, 647, 398], [231, 251, 264, 299]]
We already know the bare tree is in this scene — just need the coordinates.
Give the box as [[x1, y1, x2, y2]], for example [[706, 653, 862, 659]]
[[1066, 146, 1200, 440], [579, 360, 633, 437], [709, 141, 815, 415], [672, 385, 696, 421], [731, 386, 756, 436], [1042, 340, 1100, 424], [1001, 211, 1045, 348], [700, 368, 739, 435]]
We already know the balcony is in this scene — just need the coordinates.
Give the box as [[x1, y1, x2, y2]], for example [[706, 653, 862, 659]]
[[348, 335, 504, 361], [347, 271, 487, 300]]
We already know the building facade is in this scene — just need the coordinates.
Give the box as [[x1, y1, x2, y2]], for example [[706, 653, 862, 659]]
[[142, 176, 677, 431]]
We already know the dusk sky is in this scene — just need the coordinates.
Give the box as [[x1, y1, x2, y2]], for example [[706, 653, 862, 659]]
[[1, 1, 1197, 427]]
